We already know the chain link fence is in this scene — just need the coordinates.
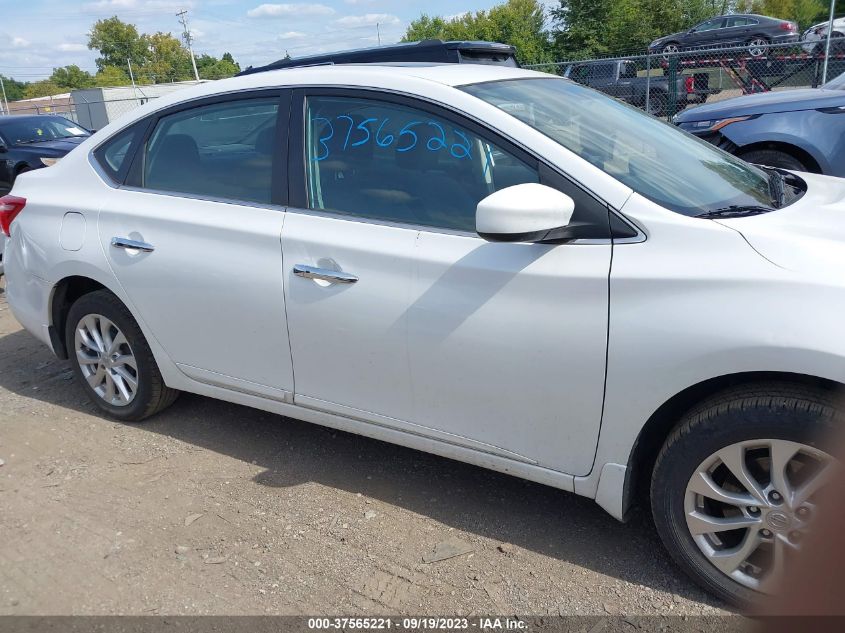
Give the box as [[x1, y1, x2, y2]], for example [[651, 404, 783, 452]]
[[526, 40, 845, 122], [1, 82, 203, 130]]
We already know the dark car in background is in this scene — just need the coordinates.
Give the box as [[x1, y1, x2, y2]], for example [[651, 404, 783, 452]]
[[563, 59, 711, 115], [674, 71, 845, 176], [0, 115, 91, 194], [239, 39, 519, 75], [649, 14, 799, 57]]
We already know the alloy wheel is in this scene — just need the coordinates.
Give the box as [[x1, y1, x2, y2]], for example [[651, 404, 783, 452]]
[[74, 314, 139, 407], [748, 39, 768, 57], [662, 44, 680, 60], [684, 439, 834, 592]]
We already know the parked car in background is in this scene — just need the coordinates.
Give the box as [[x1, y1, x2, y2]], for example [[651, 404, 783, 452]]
[[649, 14, 799, 57], [674, 71, 845, 176], [0, 115, 91, 195], [802, 17, 845, 54], [563, 59, 710, 115], [2, 64, 843, 607], [239, 39, 519, 75]]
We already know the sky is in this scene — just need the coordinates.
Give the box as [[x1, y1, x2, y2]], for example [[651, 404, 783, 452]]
[[0, 0, 513, 82]]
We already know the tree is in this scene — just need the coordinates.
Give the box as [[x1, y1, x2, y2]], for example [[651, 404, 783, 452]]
[[93, 65, 131, 87], [747, 0, 827, 29], [88, 16, 150, 72], [49, 65, 95, 90], [402, 0, 553, 65], [23, 80, 65, 99], [222, 52, 241, 72], [0, 75, 26, 101], [142, 32, 192, 82]]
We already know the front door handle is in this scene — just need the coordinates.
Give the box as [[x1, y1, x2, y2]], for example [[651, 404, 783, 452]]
[[293, 264, 358, 284], [111, 237, 155, 253]]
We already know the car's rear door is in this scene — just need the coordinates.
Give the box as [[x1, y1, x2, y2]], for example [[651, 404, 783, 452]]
[[281, 89, 612, 475], [95, 90, 295, 401]]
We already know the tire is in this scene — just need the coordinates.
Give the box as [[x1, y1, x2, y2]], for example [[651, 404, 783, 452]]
[[747, 37, 769, 58], [739, 148, 810, 173], [651, 382, 839, 607], [65, 290, 179, 422]]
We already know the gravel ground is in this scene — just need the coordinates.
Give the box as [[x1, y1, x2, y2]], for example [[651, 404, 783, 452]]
[[0, 277, 729, 616]]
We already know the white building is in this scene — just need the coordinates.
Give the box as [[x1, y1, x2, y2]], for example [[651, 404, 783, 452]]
[[71, 81, 205, 130]]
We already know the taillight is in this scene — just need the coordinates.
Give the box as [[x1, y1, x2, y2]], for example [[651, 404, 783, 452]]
[[685, 76, 695, 94], [0, 195, 26, 237], [780, 22, 796, 31]]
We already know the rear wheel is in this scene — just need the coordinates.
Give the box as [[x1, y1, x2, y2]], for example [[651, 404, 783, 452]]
[[651, 383, 838, 607], [739, 148, 810, 172], [66, 290, 179, 421]]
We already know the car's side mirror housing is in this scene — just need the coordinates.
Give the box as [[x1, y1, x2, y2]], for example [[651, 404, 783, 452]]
[[476, 183, 576, 243]]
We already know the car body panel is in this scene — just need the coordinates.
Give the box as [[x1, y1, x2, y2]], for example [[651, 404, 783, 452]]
[[649, 14, 798, 52], [5, 64, 845, 526], [675, 86, 845, 177]]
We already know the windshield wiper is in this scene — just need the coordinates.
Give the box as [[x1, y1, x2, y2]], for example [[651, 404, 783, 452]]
[[697, 205, 774, 219], [764, 167, 787, 207]]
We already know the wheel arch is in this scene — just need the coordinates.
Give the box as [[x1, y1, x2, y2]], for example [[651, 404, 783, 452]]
[[625, 370, 841, 513], [737, 141, 823, 174], [49, 275, 118, 359]]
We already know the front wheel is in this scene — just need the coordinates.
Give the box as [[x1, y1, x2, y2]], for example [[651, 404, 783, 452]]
[[739, 148, 810, 173], [651, 383, 838, 606], [747, 37, 769, 58], [66, 290, 179, 421]]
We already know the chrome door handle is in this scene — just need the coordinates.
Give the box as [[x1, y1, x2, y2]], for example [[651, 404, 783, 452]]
[[111, 237, 155, 253], [293, 264, 358, 284]]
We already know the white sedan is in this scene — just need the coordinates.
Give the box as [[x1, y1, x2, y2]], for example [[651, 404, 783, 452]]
[[1, 64, 841, 606]]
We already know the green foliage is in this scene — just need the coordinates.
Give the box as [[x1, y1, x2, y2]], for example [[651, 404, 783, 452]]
[[746, 0, 827, 29], [49, 65, 95, 90], [551, 0, 828, 58], [93, 65, 131, 87], [402, 0, 555, 65], [86, 16, 241, 84], [87, 16, 150, 72], [0, 75, 26, 101], [23, 80, 65, 99]]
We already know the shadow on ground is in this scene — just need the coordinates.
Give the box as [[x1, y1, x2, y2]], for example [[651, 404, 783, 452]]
[[0, 326, 722, 608]]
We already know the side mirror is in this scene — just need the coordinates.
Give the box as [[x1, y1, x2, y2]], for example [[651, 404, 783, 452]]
[[476, 183, 575, 243]]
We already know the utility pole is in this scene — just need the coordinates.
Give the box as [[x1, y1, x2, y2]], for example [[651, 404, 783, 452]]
[[0, 75, 8, 115], [822, 0, 836, 84], [376, 22, 382, 46], [177, 8, 201, 82]]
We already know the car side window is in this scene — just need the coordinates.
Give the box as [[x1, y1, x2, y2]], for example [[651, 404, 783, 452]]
[[727, 17, 750, 27], [695, 19, 723, 32], [590, 64, 614, 80], [303, 96, 539, 232], [142, 98, 279, 204], [93, 124, 141, 184]]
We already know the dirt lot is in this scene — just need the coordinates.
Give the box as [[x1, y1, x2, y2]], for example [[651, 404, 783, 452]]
[[0, 278, 728, 616]]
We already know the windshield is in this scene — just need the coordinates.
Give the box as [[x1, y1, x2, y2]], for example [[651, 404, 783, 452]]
[[0, 116, 90, 145], [823, 71, 845, 90], [463, 77, 778, 217]]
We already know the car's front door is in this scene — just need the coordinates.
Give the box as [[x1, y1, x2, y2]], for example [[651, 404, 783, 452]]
[[282, 90, 612, 475], [96, 91, 295, 401]]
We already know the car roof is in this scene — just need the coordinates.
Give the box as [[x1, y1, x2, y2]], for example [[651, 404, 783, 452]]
[[152, 63, 542, 104]]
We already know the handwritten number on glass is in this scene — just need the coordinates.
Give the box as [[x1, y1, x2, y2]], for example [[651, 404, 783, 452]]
[[311, 114, 473, 161], [313, 117, 334, 162]]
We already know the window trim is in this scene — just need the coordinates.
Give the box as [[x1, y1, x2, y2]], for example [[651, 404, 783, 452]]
[[115, 88, 292, 207], [288, 86, 620, 240]]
